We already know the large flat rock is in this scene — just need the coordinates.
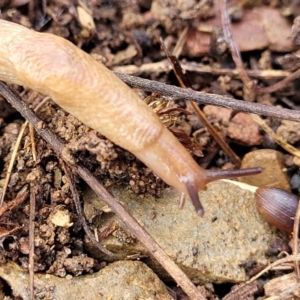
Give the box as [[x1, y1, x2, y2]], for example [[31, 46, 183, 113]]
[[0, 260, 171, 300], [84, 180, 280, 283]]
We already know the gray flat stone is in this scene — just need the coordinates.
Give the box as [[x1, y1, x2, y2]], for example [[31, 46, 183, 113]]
[[84, 180, 280, 284]]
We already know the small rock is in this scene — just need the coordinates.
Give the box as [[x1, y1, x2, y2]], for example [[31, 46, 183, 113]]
[[290, 172, 300, 193], [63, 256, 94, 276], [84, 180, 280, 283], [259, 6, 294, 52], [276, 120, 300, 145], [203, 105, 232, 125], [113, 44, 137, 65], [0, 260, 171, 300], [228, 112, 261, 146], [240, 149, 290, 190], [49, 206, 73, 228]]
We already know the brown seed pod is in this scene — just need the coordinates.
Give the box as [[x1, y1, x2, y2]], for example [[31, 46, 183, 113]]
[[255, 187, 299, 233]]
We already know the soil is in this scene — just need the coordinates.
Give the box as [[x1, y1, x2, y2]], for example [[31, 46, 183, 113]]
[[0, 0, 299, 299]]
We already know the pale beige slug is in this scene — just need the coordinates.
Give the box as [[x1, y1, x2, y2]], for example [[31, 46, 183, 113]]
[[0, 20, 261, 215]]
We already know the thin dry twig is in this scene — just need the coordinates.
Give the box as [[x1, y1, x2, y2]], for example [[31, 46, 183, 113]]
[[220, 0, 300, 96], [29, 97, 50, 161], [222, 281, 260, 300], [255, 68, 300, 94], [115, 73, 300, 122], [250, 114, 300, 159], [0, 97, 49, 207], [113, 60, 292, 80], [29, 123, 37, 162], [161, 38, 241, 166], [0, 122, 27, 207], [61, 161, 114, 257], [172, 26, 189, 58], [219, 0, 253, 91], [220, 0, 300, 283], [0, 82, 205, 300], [219, 0, 300, 166], [29, 187, 37, 300], [0, 192, 28, 218], [191, 102, 241, 166], [247, 254, 300, 284], [293, 199, 300, 280]]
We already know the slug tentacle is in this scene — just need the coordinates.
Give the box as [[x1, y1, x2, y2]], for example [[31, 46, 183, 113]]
[[135, 125, 262, 215], [204, 167, 263, 182], [0, 20, 262, 216], [185, 182, 204, 217]]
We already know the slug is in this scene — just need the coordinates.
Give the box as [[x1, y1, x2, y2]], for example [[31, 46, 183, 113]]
[[0, 20, 261, 215]]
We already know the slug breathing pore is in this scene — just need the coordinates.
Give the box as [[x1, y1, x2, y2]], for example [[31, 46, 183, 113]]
[[0, 20, 262, 216]]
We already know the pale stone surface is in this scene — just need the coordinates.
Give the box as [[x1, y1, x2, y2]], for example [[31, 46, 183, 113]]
[[0, 260, 171, 300], [84, 180, 280, 283]]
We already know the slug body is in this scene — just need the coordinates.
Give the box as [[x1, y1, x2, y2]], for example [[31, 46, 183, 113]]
[[0, 20, 261, 215]]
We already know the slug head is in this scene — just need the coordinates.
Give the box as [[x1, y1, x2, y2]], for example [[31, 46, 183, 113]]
[[135, 126, 262, 216]]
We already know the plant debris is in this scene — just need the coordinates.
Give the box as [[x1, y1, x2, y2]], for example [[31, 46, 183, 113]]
[[1, 0, 300, 299]]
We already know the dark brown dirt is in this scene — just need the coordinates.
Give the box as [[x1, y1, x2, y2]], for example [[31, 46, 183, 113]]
[[0, 1, 299, 299]]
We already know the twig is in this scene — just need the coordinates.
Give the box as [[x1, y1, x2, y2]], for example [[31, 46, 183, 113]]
[[113, 60, 292, 80], [0, 192, 28, 218], [29, 187, 37, 300], [220, 0, 300, 96], [114, 73, 300, 122], [250, 114, 300, 159], [190, 101, 241, 166], [0, 97, 49, 206], [29, 124, 37, 162], [0, 82, 205, 300], [222, 281, 260, 300], [255, 68, 300, 94], [219, 0, 253, 91], [0, 122, 27, 207], [172, 26, 189, 58], [160, 38, 241, 166], [29, 97, 50, 162], [219, 0, 300, 165], [247, 254, 300, 284], [293, 199, 300, 280], [220, 0, 300, 282], [62, 161, 114, 257]]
